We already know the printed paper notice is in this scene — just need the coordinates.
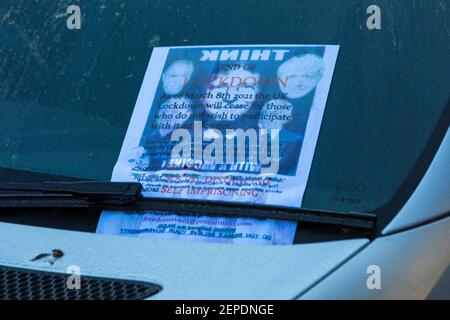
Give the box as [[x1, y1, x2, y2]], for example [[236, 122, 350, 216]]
[[97, 45, 339, 246], [111, 45, 339, 207], [97, 211, 297, 245]]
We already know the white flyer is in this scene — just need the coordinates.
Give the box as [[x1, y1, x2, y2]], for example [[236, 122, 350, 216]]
[[97, 45, 339, 245], [97, 211, 297, 245], [111, 45, 339, 207]]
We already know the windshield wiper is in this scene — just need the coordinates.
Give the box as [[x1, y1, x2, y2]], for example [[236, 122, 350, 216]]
[[0, 182, 375, 230], [0, 181, 142, 207], [127, 197, 377, 231], [0, 168, 376, 231]]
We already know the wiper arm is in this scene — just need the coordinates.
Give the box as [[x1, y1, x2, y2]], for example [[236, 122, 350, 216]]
[[0, 168, 375, 231], [0, 181, 375, 230], [0, 181, 142, 207]]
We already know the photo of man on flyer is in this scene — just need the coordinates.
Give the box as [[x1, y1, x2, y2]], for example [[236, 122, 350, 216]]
[[132, 47, 327, 178]]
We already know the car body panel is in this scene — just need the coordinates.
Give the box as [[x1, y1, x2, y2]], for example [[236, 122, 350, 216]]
[[0, 221, 367, 299], [300, 216, 450, 299], [0, 1, 449, 300]]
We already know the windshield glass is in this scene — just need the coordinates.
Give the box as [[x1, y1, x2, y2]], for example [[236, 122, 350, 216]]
[[1, 0, 449, 218]]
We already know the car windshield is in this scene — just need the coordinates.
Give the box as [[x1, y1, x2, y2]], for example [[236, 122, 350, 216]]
[[0, 0, 449, 226]]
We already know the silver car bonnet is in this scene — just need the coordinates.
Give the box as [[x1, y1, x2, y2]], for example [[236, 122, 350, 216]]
[[0, 221, 367, 299]]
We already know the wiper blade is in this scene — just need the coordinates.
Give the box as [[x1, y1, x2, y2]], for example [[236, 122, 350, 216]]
[[0, 181, 375, 230], [0, 181, 142, 207], [0, 169, 375, 230], [126, 197, 377, 231]]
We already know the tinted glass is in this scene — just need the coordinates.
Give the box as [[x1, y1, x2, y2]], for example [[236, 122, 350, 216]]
[[0, 0, 449, 216]]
